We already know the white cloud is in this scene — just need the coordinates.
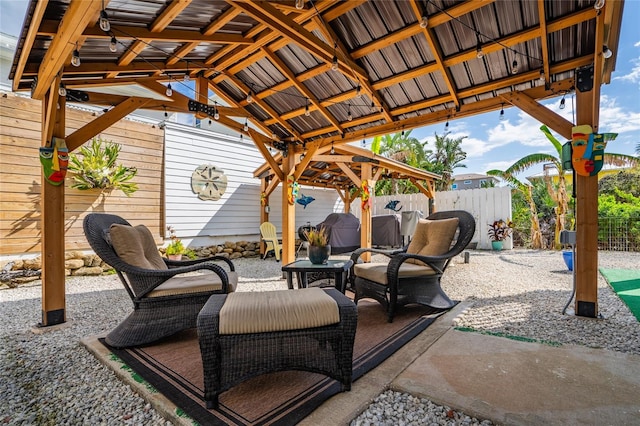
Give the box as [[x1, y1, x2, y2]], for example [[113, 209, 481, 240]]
[[613, 56, 640, 86], [598, 95, 640, 133]]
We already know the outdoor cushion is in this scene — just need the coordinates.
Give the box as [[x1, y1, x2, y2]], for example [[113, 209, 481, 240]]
[[109, 224, 168, 270], [148, 271, 238, 297], [354, 262, 437, 286], [406, 217, 459, 265], [219, 288, 339, 334]]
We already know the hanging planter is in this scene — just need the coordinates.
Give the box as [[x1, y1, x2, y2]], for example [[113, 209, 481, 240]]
[[68, 138, 138, 196]]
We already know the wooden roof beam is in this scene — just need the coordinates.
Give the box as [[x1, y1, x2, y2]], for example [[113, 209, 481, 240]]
[[411, 0, 460, 107], [500, 92, 573, 140], [31, 0, 102, 99], [262, 47, 344, 133], [108, 0, 192, 78], [537, 0, 550, 85]]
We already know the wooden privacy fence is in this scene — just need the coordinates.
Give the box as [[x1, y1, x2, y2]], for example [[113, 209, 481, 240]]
[[0, 93, 164, 256], [351, 187, 512, 250]]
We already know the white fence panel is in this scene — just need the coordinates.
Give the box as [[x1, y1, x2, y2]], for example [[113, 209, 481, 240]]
[[350, 187, 512, 250], [436, 187, 512, 249]]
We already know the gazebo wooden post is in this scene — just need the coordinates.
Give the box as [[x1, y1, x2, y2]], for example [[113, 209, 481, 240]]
[[573, 80, 600, 318], [40, 85, 66, 326], [260, 177, 269, 257], [281, 145, 296, 265], [360, 163, 373, 262]]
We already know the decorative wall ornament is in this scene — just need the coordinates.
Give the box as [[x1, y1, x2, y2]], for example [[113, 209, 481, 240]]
[[361, 179, 371, 210], [287, 175, 299, 205], [40, 137, 68, 186], [260, 191, 267, 206], [571, 125, 617, 176], [191, 164, 228, 200], [296, 194, 315, 209]]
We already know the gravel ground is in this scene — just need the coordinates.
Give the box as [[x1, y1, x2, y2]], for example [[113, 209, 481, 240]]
[[1, 250, 638, 425]]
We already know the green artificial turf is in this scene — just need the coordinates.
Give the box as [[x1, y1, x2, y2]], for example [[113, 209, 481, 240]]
[[599, 268, 640, 321]]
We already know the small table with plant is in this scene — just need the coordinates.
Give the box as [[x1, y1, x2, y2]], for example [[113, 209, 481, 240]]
[[281, 259, 354, 293]]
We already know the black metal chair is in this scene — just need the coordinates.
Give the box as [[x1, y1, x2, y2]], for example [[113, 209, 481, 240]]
[[349, 210, 476, 322], [83, 213, 237, 348]]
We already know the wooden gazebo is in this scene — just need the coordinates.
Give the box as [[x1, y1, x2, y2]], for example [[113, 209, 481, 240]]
[[9, 0, 625, 325]]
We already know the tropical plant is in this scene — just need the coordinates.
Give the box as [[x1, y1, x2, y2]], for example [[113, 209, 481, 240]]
[[424, 132, 467, 191], [304, 226, 329, 247], [371, 130, 427, 195], [487, 219, 514, 242], [496, 125, 638, 249], [68, 138, 138, 196], [487, 169, 544, 249], [165, 225, 185, 255]]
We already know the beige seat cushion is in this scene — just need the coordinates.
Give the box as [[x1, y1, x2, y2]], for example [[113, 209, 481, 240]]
[[109, 224, 167, 270], [354, 262, 437, 286], [148, 270, 238, 297], [219, 288, 339, 334], [405, 217, 459, 265]]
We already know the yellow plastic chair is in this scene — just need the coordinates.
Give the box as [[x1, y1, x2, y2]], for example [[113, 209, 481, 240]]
[[260, 222, 282, 261]]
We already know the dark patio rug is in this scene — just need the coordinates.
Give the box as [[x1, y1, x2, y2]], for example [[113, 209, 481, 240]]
[[100, 299, 448, 425]]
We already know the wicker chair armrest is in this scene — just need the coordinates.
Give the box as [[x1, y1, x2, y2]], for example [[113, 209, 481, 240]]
[[129, 262, 230, 298], [165, 255, 235, 271], [349, 247, 405, 285], [387, 252, 448, 278]]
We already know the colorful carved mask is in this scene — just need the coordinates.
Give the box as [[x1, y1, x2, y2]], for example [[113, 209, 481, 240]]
[[571, 125, 617, 176], [40, 137, 68, 185]]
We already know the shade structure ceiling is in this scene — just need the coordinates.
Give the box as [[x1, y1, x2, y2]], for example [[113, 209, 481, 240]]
[[10, 0, 624, 175]]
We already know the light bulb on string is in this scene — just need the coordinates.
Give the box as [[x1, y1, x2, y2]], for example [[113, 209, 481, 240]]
[[165, 82, 173, 97], [370, 101, 376, 113], [71, 43, 81, 67], [511, 59, 519, 74], [559, 94, 566, 110], [475, 34, 484, 59], [331, 42, 339, 71], [295, 0, 304, 10], [99, 10, 110, 32], [109, 36, 117, 53], [355, 84, 361, 96], [499, 104, 505, 121], [240, 134, 243, 142], [347, 104, 353, 121], [594, 0, 605, 10], [305, 99, 310, 116], [163, 106, 168, 118], [539, 69, 545, 82], [419, 15, 428, 28], [602, 45, 613, 59], [213, 103, 220, 120], [58, 82, 67, 97], [361, 139, 366, 147], [444, 118, 449, 130], [208, 119, 212, 126], [246, 90, 253, 103], [330, 143, 335, 155], [243, 119, 249, 131]]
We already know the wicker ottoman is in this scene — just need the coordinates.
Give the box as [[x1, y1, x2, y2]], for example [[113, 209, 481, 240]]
[[197, 287, 357, 408]]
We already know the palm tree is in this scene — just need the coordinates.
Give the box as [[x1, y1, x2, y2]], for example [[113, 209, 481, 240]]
[[425, 133, 467, 191], [502, 125, 639, 249], [371, 130, 427, 194], [487, 169, 544, 249]]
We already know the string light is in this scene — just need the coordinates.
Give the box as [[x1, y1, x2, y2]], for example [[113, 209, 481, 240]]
[[370, 101, 376, 113], [444, 117, 449, 130], [347, 104, 353, 121], [295, 0, 304, 10], [165, 82, 173, 97], [559, 94, 566, 110], [331, 42, 339, 71], [239, 133, 243, 141], [355, 84, 361, 95], [246, 89, 253, 103], [243, 119, 249, 131], [213, 102, 219, 120], [361, 139, 366, 147], [511, 58, 519, 74], [539, 69, 545, 82], [602, 45, 613, 59], [420, 14, 428, 28], [499, 104, 505, 121], [71, 43, 81, 67], [163, 106, 168, 118], [99, 8, 110, 32], [58, 82, 67, 97], [109, 36, 117, 53], [208, 119, 212, 125], [183, 62, 190, 82], [594, 0, 605, 10], [330, 142, 335, 155], [305, 98, 310, 116]]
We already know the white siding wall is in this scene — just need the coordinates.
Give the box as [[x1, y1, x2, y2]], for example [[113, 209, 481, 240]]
[[164, 123, 343, 246]]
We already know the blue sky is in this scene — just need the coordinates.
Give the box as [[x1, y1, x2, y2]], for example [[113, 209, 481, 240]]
[[2, 0, 638, 180]]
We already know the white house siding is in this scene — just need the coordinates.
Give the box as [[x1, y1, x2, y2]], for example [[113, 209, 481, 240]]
[[164, 123, 343, 246]]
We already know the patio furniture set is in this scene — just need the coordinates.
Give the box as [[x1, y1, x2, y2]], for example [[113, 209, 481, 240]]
[[83, 210, 475, 408]]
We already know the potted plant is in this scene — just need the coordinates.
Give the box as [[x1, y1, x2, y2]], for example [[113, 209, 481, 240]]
[[487, 219, 514, 250], [304, 226, 331, 264], [166, 226, 185, 260]]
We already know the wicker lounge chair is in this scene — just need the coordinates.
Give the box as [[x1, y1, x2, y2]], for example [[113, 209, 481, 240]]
[[83, 213, 237, 348], [349, 210, 476, 322]]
